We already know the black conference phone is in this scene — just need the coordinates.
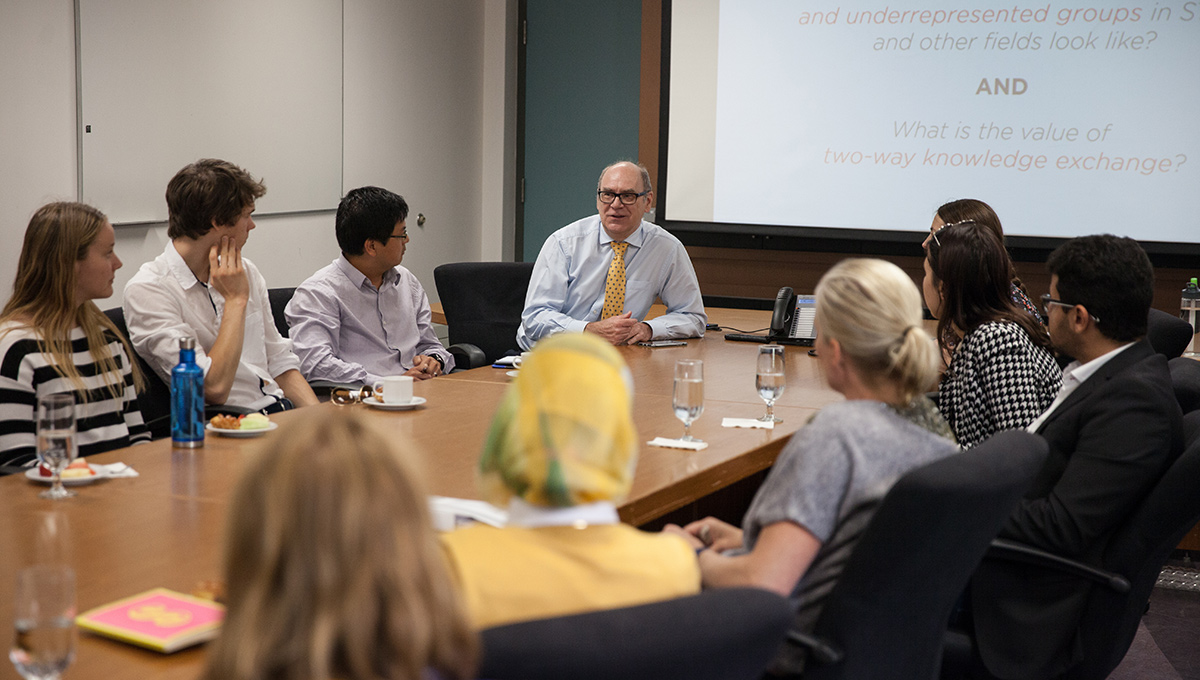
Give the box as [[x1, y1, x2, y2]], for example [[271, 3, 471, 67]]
[[724, 287, 817, 346]]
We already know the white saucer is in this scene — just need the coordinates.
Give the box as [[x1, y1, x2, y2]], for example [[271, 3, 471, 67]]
[[363, 395, 427, 411], [506, 370, 520, 378], [25, 464, 106, 486], [206, 422, 279, 437]]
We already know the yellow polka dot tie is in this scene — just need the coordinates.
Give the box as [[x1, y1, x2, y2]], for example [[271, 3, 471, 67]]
[[601, 241, 629, 320]]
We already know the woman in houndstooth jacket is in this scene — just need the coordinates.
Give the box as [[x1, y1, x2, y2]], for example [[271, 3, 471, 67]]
[[924, 221, 1062, 448]]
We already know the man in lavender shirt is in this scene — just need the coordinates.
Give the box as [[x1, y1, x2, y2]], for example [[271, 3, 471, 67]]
[[285, 186, 452, 385]]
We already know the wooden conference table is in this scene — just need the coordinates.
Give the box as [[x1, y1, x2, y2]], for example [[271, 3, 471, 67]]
[[0, 308, 843, 680]]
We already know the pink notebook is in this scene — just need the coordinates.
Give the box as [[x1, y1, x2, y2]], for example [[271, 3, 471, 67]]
[[75, 588, 225, 653]]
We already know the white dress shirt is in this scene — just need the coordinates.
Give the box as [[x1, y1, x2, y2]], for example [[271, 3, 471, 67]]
[[1026, 342, 1137, 433], [285, 256, 452, 385], [517, 216, 707, 349], [123, 241, 301, 411]]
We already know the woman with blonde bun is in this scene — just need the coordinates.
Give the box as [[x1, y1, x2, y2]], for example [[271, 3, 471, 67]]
[[440, 332, 700, 629], [667, 258, 959, 677], [202, 409, 477, 680]]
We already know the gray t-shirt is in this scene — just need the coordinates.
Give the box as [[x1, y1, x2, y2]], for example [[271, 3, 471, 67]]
[[741, 399, 959, 673]]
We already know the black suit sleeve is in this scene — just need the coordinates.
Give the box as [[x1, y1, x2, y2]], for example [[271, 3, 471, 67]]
[[1001, 359, 1178, 558]]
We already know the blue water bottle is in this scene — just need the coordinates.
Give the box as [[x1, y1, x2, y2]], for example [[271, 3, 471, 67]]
[[171, 337, 205, 448]]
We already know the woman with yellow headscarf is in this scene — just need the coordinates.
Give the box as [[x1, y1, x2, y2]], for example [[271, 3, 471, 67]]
[[440, 333, 700, 629]]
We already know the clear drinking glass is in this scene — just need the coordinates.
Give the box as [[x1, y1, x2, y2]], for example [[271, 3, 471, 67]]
[[30, 513, 72, 568], [672, 359, 705, 442], [756, 344, 786, 423], [36, 394, 77, 500], [9, 565, 76, 680], [330, 386, 374, 406]]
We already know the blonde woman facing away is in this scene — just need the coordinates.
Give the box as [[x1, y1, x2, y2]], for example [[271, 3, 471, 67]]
[[202, 410, 477, 680], [0, 202, 147, 467], [666, 259, 960, 677], [440, 332, 700, 629]]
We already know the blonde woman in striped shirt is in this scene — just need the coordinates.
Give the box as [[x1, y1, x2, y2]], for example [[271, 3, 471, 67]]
[[0, 202, 148, 467]]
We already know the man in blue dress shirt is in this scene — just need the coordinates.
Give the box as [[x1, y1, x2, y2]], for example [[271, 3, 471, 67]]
[[517, 161, 707, 349], [285, 186, 452, 385]]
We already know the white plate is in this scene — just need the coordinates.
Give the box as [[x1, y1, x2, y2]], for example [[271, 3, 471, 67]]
[[363, 395, 427, 411], [506, 370, 520, 378], [25, 464, 106, 486], [206, 421, 279, 437]]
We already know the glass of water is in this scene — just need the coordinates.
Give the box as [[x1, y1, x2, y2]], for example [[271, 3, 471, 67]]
[[9, 565, 76, 680], [756, 344, 786, 423], [36, 394, 77, 500], [672, 359, 705, 442]]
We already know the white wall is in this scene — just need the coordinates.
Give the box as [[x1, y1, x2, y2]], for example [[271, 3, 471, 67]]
[[0, 0, 79, 296], [0, 0, 517, 307]]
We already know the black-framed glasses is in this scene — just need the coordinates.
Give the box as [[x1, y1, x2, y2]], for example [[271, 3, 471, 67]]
[[597, 189, 650, 205], [387, 230, 408, 241], [1041, 294, 1100, 323]]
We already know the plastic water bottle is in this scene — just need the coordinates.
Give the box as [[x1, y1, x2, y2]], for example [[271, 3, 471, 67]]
[[1182, 279, 1200, 358], [171, 337, 205, 448]]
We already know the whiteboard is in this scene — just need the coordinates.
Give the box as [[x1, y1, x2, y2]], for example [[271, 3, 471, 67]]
[[78, 0, 343, 224]]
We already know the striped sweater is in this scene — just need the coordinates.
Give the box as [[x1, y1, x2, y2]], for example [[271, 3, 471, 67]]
[[0, 322, 150, 467]]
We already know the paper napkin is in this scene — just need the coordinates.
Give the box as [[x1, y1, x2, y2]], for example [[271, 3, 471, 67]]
[[722, 418, 775, 430], [647, 437, 709, 451], [428, 496, 508, 531], [92, 463, 139, 478]]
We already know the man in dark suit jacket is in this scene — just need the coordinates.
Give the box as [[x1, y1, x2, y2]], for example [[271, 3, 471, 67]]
[[970, 235, 1184, 680]]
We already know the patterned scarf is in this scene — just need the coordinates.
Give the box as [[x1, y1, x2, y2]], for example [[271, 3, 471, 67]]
[[479, 333, 637, 507]]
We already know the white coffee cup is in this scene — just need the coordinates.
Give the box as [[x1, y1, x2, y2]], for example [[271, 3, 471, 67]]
[[373, 376, 414, 404]]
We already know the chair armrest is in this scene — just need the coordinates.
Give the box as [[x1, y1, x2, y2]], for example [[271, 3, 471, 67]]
[[985, 538, 1131, 593], [785, 629, 845, 667], [448, 343, 488, 370], [308, 380, 365, 395], [940, 629, 976, 680], [143, 415, 171, 440], [205, 404, 253, 418]]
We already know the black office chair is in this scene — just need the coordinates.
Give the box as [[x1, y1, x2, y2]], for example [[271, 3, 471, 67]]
[[104, 308, 250, 439], [478, 587, 792, 680], [433, 262, 534, 369], [267, 287, 296, 338], [1147, 308, 1192, 359], [1169, 356, 1200, 415], [944, 412, 1200, 680], [786, 430, 1048, 680], [1184, 402, 1200, 444]]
